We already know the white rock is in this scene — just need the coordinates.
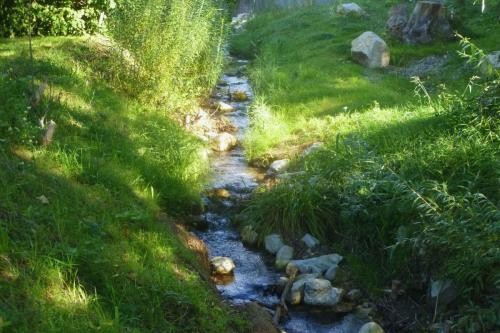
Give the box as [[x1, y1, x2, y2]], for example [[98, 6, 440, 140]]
[[301, 233, 320, 248], [304, 279, 343, 306], [336, 3, 364, 16], [210, 256, 235, 275], [275, 245, 294, 269], [286, 254, 343, 275], [267, 159, 289, 175], [351, 31, 390, 69], [324, 265, 338, 281], [216, 101, 235, 113], [264, 234, 284, 254], [241, 225, 258, 245], [211, 132, 237, 152], [358, 322, 384, 333]]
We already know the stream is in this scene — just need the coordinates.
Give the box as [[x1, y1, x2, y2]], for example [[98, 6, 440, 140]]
[[195, 58, 366, 333]]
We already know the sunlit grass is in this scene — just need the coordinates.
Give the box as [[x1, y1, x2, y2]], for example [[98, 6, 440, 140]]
[[236, 1, 499, 330]]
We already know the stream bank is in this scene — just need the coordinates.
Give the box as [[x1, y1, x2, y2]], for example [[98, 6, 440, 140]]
[[185, 57, 374, 333]]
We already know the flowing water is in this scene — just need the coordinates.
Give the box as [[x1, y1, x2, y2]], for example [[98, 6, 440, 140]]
[[195, 59, 365, 333]]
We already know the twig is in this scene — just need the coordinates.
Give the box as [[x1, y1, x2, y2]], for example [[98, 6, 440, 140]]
[[273, 266, 298, 325]]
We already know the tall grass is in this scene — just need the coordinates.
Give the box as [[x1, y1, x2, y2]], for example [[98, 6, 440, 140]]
[[107, 0, 228, 111]]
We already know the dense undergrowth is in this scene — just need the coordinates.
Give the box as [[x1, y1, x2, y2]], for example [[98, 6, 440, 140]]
[[107, 0, 229, 110], [234, 0, 499, 330], [0, 0, 245, 331]]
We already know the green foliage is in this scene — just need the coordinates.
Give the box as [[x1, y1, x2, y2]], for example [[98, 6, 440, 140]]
[[106, 0, 228, 110], [237, 2, 499, 330], [0, 37, 244, 332], [0, 0, 112, 37]]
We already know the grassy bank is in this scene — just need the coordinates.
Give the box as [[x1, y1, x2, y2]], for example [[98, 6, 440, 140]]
[[233, 1, 499, 330], [0, 36, 245, 332]]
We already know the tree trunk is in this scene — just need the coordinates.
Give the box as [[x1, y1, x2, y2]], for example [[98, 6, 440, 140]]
[[403, 1, 452, 44]]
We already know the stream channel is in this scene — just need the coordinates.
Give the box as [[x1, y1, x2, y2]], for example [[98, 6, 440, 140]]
[[195, 58, 367, 332]]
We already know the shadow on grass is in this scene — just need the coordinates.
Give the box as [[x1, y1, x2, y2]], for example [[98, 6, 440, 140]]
[[0, 38, 241, 332]]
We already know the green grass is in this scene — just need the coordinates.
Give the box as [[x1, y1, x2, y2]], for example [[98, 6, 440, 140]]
[[234, 1, 499, 330], [0, 37, 245, 332], [231, 0, 498, 162]]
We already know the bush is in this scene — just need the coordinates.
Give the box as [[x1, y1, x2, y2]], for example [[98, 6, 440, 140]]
[[0, 0, 112, 37]]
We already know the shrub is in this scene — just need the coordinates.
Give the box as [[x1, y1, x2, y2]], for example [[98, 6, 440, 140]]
[[106, 0, 228, 110], [0, 0, 112, 37]]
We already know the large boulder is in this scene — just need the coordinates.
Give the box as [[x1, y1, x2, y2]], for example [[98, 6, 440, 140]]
[[264, 234, 285, 254], [210, 256, 235, 275], [386, 4, 408, 39], [402, 1, 452, 44], [358, 322, 384, 333], [286, 254, 343, 275], [336, 3, 364, 16], [351, 32, 390, 68], [275, 245, 294, 269], [211, 132, 237, 152], [303, 279, 343, 306]]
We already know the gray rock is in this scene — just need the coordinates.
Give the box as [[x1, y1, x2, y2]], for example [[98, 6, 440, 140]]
[[216, 101, 234, 113], [286, 274, 319, 305], [403, 1, 452, 44], [210, 256, 235, 275], [304, 279, 343, 306], [386, 4, 408, 39], [287, 279, 307, 305], [324, 265, 338, 281], [346, 289, 363, 302], [267, 159, 290, 175], [336, 3, 364, 16], [351, 31, 390, 68], [241, 225, 258, 245], [264, 234, 285, 254], [355, 302, 376, 319], [301, 233, 320, 248], [358, 322, 384, 333], [286, 254, 343, 275], [211, 132, 237, 152], [302, 142, 324, 156], [481, 51, 500, 75], [430, 279, 457, 307], [397, 54, 449, 77], [276, 245, 294, 269]]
